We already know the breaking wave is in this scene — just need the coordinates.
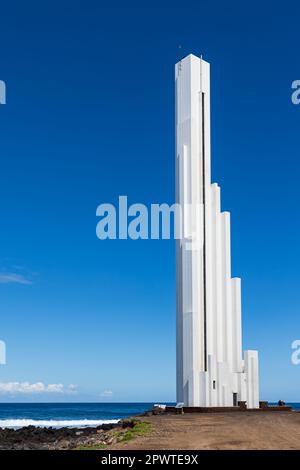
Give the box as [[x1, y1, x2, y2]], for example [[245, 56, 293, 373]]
[[0, 419, 120, 429]]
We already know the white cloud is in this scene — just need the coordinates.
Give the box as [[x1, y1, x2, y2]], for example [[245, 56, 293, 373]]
[[66, 384, 78, 394], [0, 382, 77, 394], [100, 389, 113, 397], [0, 273, 32, 285]]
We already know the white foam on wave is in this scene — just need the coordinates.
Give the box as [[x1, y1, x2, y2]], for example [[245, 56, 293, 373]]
[[0, 419, 120, 429]]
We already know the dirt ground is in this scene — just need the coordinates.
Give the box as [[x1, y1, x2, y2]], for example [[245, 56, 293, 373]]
[[112, 412, 300, 450]]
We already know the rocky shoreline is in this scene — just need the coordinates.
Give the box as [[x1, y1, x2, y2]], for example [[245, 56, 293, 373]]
[[0, 419, 136, 450]]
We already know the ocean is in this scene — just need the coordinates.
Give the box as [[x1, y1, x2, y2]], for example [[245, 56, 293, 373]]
[[0, 402, 167, 429], [0, 402, 298, 429]]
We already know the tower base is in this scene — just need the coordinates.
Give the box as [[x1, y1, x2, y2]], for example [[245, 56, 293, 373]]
[[178, 350, 259, 409]]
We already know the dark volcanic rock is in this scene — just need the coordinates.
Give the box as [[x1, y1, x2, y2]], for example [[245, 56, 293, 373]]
[[0, 419, 133, 450]]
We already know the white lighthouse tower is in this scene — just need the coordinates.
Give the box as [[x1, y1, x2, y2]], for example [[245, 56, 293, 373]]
[[176, 54, 259, 408]]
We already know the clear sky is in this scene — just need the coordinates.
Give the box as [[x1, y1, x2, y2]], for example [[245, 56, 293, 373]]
[[0, 0, 299, 402]]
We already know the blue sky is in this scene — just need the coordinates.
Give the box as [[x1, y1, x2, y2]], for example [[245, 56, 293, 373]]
[[0, 0, 299, 402]]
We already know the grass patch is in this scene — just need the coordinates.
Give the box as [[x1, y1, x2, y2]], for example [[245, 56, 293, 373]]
[[73, 420, 151, 450], [118, 421, 151, 443], [74, 443, 107, 450]]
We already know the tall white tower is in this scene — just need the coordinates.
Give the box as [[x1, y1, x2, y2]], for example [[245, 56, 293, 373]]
[[176, 54, 259, 408]]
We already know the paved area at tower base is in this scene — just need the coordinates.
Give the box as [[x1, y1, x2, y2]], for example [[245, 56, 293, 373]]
[[111, 412, 300, 450], [165, 405, 292, 413]]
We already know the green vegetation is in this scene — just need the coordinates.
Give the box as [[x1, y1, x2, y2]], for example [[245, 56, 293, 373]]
[[74, 443, 107, 450], [73, 420, 151, 450], [117, 421, 151, 443]]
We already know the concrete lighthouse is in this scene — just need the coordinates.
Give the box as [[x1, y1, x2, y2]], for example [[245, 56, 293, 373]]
[[176, 54, 259, 408]]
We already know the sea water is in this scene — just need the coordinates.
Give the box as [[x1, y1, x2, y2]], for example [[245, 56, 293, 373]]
[[0, 402, 167, 429]]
